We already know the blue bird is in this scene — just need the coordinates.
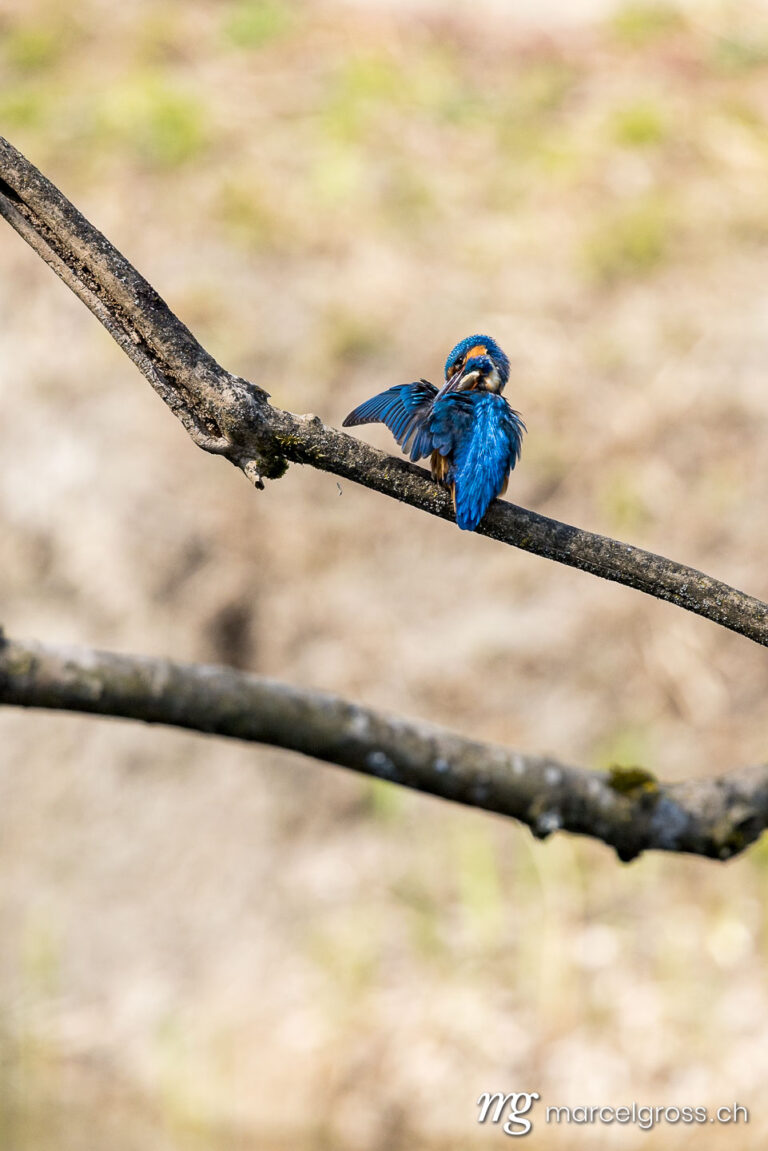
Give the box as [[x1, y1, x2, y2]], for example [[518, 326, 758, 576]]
[[343, 335, 525, 531]]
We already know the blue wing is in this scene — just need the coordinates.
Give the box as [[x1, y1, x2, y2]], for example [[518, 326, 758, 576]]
[[447, 392, 525, 531], [342, 380, 438, 461], [427, 391, 477, 460]]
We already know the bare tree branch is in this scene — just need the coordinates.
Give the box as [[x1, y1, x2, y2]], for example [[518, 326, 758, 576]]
[[1, 136, 768, 646], [1, 629, 765, 862], [2, 137, 767, 861]]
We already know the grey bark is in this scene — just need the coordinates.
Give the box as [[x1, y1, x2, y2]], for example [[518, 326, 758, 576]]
[[2, 631, 766, 862]]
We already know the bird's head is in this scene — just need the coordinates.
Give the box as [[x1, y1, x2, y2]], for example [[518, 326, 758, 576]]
[[443, 334, 510, 394]]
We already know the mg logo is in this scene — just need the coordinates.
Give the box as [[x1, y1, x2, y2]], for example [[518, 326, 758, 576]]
[[477, 1091, 541, 1136]]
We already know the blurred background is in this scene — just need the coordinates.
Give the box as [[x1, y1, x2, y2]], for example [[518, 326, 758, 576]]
[[2, 0, 768, 1146]]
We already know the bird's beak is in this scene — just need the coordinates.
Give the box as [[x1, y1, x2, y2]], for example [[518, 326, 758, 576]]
[[435, 365, 463, 399], [439, 364, 478, 396]]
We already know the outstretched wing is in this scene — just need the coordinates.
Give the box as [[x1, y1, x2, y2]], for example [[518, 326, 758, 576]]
[[450, 393, 525, 531], [342, 380, 438, 461]]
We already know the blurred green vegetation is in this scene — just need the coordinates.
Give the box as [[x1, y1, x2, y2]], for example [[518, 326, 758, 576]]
[[597, 466, 652, 534], [218, 178, 291, 252], [224, 0, 295, 50], [454, 822, 504, 946], [582, 196, 675, 284], [711, 30, 768, 75], [609, 2, 685, 47], [322, 306, 389, 370], [610, 98, 668, 148], [96, 75, 209, 167], [4, 22, 73, 72], [3, 0, 767, 285]]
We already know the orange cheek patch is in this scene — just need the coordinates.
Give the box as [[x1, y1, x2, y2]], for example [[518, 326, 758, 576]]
[[465, 344, 487, 360]]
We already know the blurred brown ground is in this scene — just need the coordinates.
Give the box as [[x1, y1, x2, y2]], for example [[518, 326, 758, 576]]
[[2, 1, 768, 1147]]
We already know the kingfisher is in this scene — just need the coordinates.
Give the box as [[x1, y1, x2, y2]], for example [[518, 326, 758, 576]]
[[342, 335, 525, 531]]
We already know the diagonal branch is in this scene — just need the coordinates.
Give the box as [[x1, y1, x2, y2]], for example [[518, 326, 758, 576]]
[[1, 138, 768, 647], [1, 629, 766, 862]]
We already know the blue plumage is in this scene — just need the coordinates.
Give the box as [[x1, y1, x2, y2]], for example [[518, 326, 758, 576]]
[[343, 380, 437, 461], [446, 392, 524, 531], [342, 334, 525, 531]]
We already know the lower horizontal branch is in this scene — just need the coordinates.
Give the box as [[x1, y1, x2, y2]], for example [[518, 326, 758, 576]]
[[1, 631, 766, 862]]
